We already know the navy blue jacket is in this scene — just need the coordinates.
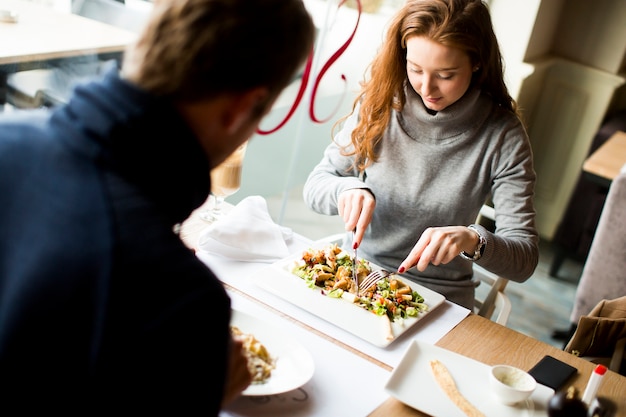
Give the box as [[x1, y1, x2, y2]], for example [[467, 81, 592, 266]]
[[0, 71, 230, 415]]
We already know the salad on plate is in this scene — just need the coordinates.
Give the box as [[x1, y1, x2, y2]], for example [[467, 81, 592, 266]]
[[291, 243, 429, 322]]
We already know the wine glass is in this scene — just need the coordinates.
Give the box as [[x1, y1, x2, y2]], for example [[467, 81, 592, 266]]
[[199, 142, 248, 222]]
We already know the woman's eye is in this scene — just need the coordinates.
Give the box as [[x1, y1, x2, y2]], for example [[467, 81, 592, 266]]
[[438, 73, 453, 80]]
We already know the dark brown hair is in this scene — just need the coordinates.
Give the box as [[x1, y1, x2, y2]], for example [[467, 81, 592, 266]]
[[124, 0, 315, 109]]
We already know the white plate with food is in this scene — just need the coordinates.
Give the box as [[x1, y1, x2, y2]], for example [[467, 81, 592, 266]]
[[254, 242, 446, 347], [231, 309, 315, 396], [384, 340, 555, 416]]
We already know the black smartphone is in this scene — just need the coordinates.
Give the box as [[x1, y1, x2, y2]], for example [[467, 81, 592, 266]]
[[528, 355, 578, 391]]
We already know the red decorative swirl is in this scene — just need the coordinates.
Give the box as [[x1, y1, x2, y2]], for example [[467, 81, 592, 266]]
[[256, 0, 362, 134], [309, 0, 361, 124], [256, 50, 314, 135]]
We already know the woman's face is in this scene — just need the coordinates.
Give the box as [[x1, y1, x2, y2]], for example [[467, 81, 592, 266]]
[[405, 36, 474, 112]]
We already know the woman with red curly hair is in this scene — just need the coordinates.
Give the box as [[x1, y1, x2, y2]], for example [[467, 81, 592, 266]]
[[304, 0, 538, 309]]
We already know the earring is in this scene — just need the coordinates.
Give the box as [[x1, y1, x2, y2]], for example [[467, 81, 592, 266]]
[[473, 66, 480, 72]]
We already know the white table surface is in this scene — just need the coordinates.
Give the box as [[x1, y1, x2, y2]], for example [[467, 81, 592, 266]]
[[194, 231, 470, 370], [0, 0, 136, 66], [221, 290, 391, 417], [181, 197, 470, 416]]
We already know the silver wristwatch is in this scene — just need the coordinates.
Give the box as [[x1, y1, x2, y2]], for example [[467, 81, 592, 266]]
[[460, 225, 486, 261]]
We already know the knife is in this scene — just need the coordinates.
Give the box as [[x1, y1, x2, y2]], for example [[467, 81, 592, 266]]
[[352, 230, 359, 294]]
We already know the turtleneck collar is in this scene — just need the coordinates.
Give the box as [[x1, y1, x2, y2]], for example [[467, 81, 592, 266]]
[[397, 83, 493, 143]]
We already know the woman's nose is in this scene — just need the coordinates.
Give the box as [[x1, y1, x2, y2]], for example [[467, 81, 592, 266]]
[[421, 75, 434, 96]]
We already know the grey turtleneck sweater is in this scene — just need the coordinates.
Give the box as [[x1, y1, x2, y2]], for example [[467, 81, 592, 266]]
[[303, 86, 538, 309]]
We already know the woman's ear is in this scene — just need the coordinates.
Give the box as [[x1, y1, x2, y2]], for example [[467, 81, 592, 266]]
[[224, 87, 270, 134]]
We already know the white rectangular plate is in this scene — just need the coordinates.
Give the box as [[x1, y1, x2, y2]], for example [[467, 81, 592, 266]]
[[385, 340, 555, 416], [254, 249, 446, 347]]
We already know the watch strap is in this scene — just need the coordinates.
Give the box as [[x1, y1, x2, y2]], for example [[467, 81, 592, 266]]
[[460, 225, 486, 261]]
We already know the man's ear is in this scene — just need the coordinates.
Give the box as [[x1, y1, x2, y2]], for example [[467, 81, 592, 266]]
[[224, 87, 269, 134]]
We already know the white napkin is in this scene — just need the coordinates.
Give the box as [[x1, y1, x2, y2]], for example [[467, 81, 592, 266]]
[[197, 196, 293, 262]]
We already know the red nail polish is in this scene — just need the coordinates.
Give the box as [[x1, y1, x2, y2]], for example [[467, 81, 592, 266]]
[[398, 266, 405, 273], [352, 241, 359, 250]]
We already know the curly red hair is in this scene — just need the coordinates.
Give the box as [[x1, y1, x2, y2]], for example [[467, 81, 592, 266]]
[[334, 0, 519, 171]]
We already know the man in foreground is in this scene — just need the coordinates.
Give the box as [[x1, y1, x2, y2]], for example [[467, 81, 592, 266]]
[[0, 0, 315, 413]]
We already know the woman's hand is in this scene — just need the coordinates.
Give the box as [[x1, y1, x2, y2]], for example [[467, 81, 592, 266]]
[[221, 336, 253, 407], [338, 188, 375, 247], [397, 226, 480, 273]]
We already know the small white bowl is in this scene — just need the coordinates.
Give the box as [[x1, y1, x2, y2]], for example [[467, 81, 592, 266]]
[[489, 364, 537, 405]]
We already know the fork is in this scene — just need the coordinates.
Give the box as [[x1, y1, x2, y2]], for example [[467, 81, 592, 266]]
[[358, 268, 394, 296]]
